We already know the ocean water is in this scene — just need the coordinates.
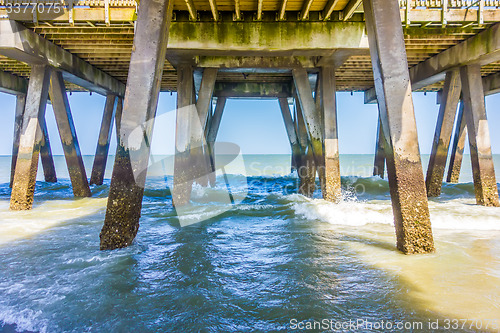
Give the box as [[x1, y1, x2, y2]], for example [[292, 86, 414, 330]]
[[0, 154, 500, 332]]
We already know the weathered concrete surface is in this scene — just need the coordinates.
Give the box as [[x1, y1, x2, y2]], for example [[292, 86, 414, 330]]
[[293, 67, 325, 195], [320, 66, 342, 202], [10, 94, 26, 188], [10, 65, 51, 210], [206, 97, 226, 187], [214, 82, 293, 98], [373, 115, 385, 178], [278, 97, 301, 173], [446, 101, 467, 183], [363, 0, 434, 254], [49, 70, 91, 197], [426, 70, 461, 197], [90, 95, 117, 186], [409, 23, 500, 90], [114, 97, 123, 143], [0, 20, 125, 96], [195, 68, 218, 187], [166, 21, 369, 64], [460, 65, 500, 207], [100, 0, 173, 250], [173, 65, 197, 206], [483, 72, 500, 96], [364, 22, 500, 104], [39, 115, 57, 183], [0, 70, 27, 95], [294, 99, 316, 197]]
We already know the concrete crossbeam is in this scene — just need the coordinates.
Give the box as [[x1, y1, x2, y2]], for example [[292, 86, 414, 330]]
[[365, 22, 500, 103], [0, 70, 27, 95], [213, 82, 293, 98], [0, 20, 125, 96]]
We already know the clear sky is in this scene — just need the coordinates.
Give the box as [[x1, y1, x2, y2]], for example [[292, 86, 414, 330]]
[[0, 91, 499, 156]]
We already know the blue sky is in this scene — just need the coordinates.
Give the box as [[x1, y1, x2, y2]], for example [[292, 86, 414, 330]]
[[0, 91, 499, 156]]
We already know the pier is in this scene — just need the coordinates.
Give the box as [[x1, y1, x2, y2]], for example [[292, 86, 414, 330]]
[[1, 0, 499, 254]]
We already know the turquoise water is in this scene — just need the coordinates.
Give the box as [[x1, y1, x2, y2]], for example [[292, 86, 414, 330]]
[[0, 155, 500, 332]]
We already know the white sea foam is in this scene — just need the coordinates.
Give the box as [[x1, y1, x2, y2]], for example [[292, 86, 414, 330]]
[[291, 196, 500, 231]]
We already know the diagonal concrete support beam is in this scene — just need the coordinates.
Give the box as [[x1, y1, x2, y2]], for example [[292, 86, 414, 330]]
[[206, 97, 226, 187], [10, 65, 51, 210], [426, 70, 461, 197], [446, 101, 467, 183], [373, 114, 385, 178], [100, 0, 173, 250], [39, 116, 57, 183], [90, 95, 117, 186], [460, 65, 499, 207], [49, 70, 91, 197], [0, 20, 125, 96], [10, 94, 25, 188], [293, 67, 325, 194], [294, 98, 316, 197], [363, 0, 434, 254], [278, 97, 301, 172]]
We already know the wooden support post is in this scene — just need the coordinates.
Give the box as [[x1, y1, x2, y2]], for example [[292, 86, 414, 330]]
[[295, 99, 316, 197], [90, 95, 117, 186], [278, 98, 301, 173], [363, 0, 434, 254], [39, 116, 57, 183], [426, 70, 461, 197], [293, 68, 325, 195], [10, 65, 51, 210], [446, 101, 466, 183], [48, 70, 91, 197], [460, 65, 499, 206], [206, 97, 226, 187], [373, 114, 385, 178], [10, 94, 26, 188], [100, 0, 173, 250], [321, 66, 342, 202]]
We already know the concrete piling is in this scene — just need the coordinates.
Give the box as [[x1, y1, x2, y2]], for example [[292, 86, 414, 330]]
[[426, 70, 461, 197], [294, 98, 316, 197], [320, 66, 342, 202], [10, 94, 26, 188], [460, 65, 500, 207], [10, 65, 51, 210], [90, 94, 117, 186], [278, 97, 302, 175], [206, 97, 226, 187], [446, 101, 466, 183], [373, 115, 385, 178], [48, 70, 91, 197], [100, 0, 173, 250], [363, 0, 435, 254]]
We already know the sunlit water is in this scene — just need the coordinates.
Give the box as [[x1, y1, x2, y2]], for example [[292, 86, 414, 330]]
[[0, 155, 500, 332]]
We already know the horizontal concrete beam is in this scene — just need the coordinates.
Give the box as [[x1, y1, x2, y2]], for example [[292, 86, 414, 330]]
[[0, 70, 27, 95], [166, 21, 369, 64], [483, 72, 500, 96], [213, 82, 293, 98], [195, 56, 318, 68], [365, 22, 500, 103], [0, 20, 125, 96], [410, 22, 500, 90]]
